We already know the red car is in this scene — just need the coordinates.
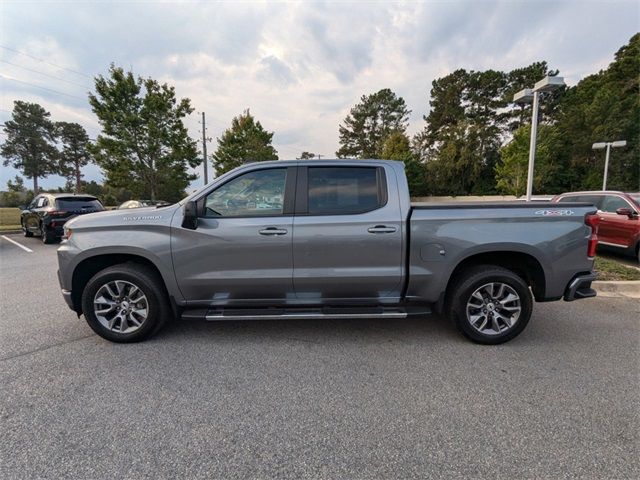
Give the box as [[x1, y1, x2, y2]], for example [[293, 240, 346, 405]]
[[552, 191, 640, 262]]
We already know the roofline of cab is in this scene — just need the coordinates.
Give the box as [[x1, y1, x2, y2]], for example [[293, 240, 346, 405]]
[[180, 159, 405, 205]]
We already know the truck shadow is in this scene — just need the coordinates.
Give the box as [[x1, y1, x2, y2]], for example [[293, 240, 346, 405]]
[[151, 307, 580, 348], [155, 314, 470, 346]]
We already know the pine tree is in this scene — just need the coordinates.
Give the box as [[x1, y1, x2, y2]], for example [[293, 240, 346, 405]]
[[212, 110, 278, 175]]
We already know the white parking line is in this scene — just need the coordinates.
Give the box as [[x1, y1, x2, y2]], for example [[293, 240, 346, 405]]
[[1, 235, 34, 253]]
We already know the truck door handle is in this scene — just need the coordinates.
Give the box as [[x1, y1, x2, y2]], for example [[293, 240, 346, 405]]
[[367, 225, 397, 234], [259, 227, 288, 236]]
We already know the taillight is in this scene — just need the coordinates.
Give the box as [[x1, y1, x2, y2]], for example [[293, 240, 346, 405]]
[[585, 214, 600, 258], [50, 210, 68, 217]]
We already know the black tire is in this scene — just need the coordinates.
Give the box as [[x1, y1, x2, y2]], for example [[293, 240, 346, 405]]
[[81, 263, 171, 343], [446, 265, 533, 345], [22, 222, 33, 237], [40, 223, 55, 244]]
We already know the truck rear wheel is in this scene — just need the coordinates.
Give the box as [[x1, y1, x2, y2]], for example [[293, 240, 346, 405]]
[[447, 265, 533, 345], [81, 263, 171, 343]]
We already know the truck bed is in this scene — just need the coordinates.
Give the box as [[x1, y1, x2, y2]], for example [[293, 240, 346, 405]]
[[405, 201, 597, 304]]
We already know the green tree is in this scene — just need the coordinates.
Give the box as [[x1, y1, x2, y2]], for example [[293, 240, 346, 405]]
[[413, 69, 468, 159], [381, 131, 427, 196], [503, 62, 561, 131], [89, 65, 199, 202], [557, 33, 639, 191], [415, 69, 507, 195], [56, 122, 92, 193], [495, 126, 529, 197], [495, 124, 570, 196], [298, 151, 316, 159], [422, 122, 497, 195], [1, 176, 26, 207], [337, 88, 411, 159], [212, 110, 278, 175], [79, 180, 133, 204], [414, 63, 566, 195], [6, 175, 25, 192], [1, 101, 59, 192]]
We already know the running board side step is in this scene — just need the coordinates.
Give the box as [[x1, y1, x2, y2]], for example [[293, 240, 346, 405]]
[[181, 306, 430, 321]]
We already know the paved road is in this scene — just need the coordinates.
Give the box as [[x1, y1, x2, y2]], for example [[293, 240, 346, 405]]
[[1, 233, 638, 479]]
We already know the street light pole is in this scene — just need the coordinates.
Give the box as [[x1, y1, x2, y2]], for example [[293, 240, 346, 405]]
[[602, 143, 611, 191], [513, 75, 565, 201], [525, 91, 540, 202], [592, 140, 627, 190]]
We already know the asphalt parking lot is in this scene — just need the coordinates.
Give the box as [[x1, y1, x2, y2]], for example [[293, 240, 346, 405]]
[[1, 233, 638, 479]]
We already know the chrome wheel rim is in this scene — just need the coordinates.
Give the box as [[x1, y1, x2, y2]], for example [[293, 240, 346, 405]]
[[93, 280, 148, 334], [466, 282, 521, 336]]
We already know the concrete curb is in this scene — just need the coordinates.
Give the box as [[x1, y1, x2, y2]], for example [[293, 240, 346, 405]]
[[593, 281, 640, 298], [0, 229, 22, 235]]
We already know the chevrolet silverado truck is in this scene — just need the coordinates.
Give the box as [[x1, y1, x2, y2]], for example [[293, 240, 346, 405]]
[[57, 160, 599, 344]]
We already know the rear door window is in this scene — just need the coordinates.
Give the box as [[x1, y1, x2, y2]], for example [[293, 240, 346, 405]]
[[306, 167, 385, 215], [55, 198, 104, 211], [600, 195, 632, 213]]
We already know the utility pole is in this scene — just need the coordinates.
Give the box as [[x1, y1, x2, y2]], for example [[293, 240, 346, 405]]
[[201, 112, 209, 185]]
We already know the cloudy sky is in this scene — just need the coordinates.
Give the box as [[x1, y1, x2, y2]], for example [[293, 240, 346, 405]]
[[1, 0, 638, 189]]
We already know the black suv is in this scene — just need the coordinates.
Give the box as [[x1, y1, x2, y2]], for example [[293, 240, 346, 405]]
[[21, 193, 105, 243]]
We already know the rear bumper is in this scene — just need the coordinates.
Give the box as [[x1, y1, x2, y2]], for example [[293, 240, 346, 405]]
[[563, 272, 597, 301]]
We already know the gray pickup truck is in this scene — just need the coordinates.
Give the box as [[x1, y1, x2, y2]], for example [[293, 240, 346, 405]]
[[57, 160, 599, 344]]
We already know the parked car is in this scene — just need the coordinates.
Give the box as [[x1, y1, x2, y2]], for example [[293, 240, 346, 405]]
[[58, 160, 598, 345], [21, 193, 105, 244], [118, 200, 171, 209], [552, 191, 640, 262]]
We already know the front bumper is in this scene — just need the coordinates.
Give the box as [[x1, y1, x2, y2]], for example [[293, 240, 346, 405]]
[[563, 272, 597, 301], [61, 288, 74, 309], [58, 265, 75, 310]]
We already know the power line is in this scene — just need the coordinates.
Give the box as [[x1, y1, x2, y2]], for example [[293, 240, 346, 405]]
[[0, 44, 91, 79], [0, 59, 91, 89], [0, 74, 86, 100]]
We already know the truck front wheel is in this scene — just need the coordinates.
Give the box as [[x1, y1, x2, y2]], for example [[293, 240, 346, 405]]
[[447, 265, 533, 345], [81, 263, 171, 343]]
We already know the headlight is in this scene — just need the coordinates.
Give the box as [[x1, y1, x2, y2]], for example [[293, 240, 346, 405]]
[[63, 227, 72, 240]]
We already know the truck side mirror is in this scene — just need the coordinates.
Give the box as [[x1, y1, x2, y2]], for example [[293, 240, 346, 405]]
[[182, 201, 199, 230], [616, 207, 637, 218]]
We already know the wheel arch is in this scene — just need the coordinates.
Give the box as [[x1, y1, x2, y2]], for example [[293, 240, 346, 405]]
[[445, 250, 547, 302], [71, 254, 170, 315]]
